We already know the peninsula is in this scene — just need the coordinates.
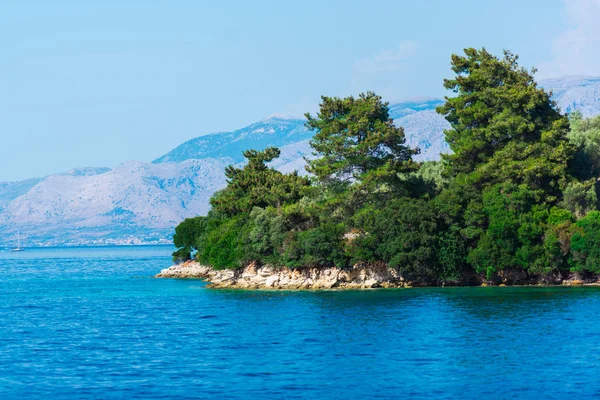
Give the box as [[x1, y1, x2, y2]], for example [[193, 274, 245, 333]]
[[159, 48, 600, 289]]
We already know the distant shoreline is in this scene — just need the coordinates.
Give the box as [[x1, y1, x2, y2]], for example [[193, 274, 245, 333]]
[[0, 243, 174, 251]]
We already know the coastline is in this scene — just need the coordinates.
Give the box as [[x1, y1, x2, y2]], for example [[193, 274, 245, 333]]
[[155, 261, 600, 289], [156, 261, 406, 289]]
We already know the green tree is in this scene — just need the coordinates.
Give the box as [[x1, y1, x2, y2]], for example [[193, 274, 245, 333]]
[[296, 222, 349, 268], [435, 48, 576, 277], [437, 48, 573, 200], [543, 207, 575, 273], [211, 147, 310, 216], [350, 198, 446, 282], [305, 92, 418, 189], [560, 180, 598, 218], [568, 112, 600, 180], [172, 216, 207, 262], [197, 215, 247, 269], [466, 183, 547, 275], [571, 211, 600, 273]]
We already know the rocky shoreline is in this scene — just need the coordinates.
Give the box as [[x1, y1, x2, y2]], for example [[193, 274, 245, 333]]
[[155, 261, 600, 289], [156, 261, 409, 289]]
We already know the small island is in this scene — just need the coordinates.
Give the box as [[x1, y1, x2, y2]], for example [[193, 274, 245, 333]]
[[158, 48, 600, 289]]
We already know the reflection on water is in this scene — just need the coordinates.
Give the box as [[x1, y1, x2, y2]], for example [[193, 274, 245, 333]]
[[1, 246, 600, 399]]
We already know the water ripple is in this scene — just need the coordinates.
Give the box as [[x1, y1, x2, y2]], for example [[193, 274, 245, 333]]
[[1, 246, 600, 398]]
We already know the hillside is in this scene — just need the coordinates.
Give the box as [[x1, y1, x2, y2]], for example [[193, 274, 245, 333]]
[[0, 160, 230, 246], [541, 76, 600, 117]]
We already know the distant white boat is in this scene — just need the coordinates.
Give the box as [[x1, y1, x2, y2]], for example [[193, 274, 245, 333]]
[[10, 232, 25, 252]]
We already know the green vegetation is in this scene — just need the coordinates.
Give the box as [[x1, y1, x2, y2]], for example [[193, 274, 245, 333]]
[[172, 48, 600, 283]]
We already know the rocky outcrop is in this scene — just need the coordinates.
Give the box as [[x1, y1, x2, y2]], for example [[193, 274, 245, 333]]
[[156, 261, 600, 289], [489, 269, 600, 286], [155, 261, 410, 289]]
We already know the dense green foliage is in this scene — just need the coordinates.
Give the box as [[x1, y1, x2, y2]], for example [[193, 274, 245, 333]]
[[568, 112, 600, 180], [305, 92, 418, 187], [172, 48, 600, 283], [211, 147, 310, 216]]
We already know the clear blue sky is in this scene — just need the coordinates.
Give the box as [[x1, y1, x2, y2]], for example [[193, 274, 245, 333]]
[[1, 0, 598, 181]]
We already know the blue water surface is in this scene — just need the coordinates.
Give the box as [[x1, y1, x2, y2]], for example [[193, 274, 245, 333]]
[[1, 246, 600, 399]]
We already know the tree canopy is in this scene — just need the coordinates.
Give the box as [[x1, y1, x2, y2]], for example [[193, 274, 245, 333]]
[[306, 92, 418, 188], [438, 48, 572, 197], [210, 147, 310, 216], [171, 47, 600, 284]]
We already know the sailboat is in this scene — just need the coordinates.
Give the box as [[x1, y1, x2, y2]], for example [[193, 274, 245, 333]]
[[10, 232, 25, 252]]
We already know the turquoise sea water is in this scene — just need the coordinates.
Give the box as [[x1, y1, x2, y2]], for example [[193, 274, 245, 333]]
[[1, 246, 600, 399]]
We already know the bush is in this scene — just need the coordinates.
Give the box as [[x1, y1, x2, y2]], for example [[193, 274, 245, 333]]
[[197, 216, 247, 269], [296, 222, 349, 268], [571, 211, 600, 273]]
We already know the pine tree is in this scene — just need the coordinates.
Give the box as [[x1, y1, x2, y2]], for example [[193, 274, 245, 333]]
[[306, 92, 418, 187]]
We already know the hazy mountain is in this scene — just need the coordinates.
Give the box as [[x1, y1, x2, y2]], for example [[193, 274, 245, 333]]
[[1, 76, 598, 246], [388, 99, 450, 161], [540, 75, 600, 117], [0, 178, 45, 207], [153, 115, 312, 164], [0, 160, 230, 246], [388, 98, 444, 118]]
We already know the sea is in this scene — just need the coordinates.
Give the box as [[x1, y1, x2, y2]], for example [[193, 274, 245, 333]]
[[1, 245, 600, 399]]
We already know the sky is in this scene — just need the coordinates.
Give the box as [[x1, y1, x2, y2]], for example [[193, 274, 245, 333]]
[[1, 0, 599, 181]]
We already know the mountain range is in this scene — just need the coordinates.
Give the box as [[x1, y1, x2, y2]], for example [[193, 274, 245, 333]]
[[1, 76, 599, 246]]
